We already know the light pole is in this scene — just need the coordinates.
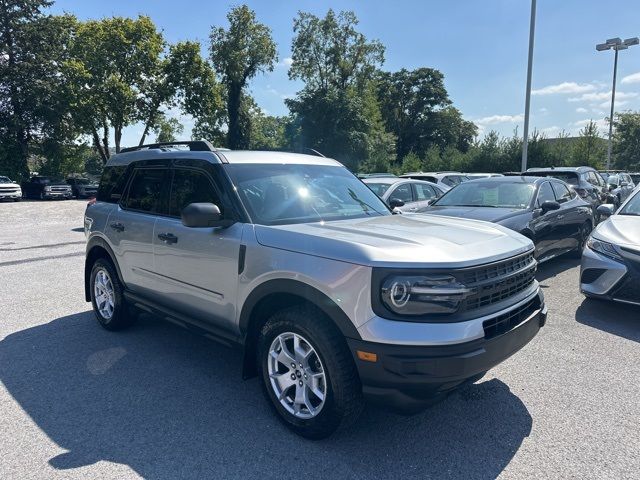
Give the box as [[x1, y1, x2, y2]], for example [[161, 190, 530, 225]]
[[596, 36, 639, 169], [521, 0, 537, 173]]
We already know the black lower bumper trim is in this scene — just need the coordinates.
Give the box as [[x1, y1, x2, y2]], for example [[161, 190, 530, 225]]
[[348, 299, 546, 413]]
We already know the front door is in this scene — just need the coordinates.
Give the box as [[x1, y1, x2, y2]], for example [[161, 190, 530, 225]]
[[152, 166, 243, 332]]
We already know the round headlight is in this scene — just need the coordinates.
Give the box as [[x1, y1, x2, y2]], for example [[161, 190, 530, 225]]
[[381, 275, 473, 316]]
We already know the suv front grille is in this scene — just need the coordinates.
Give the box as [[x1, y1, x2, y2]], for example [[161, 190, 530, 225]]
[[459, 252, 537, 312], [483, 297, 540, 340], [0, 187, 19, 193]]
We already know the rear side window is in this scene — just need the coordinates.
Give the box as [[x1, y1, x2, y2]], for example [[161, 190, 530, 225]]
[[551, 182, 572, 203], [169, 169, 221, 217], [536, 182, 555, 207], [413, 183, 438, 200], [97, 166, 127, 203], [121, 168, 166, 213]]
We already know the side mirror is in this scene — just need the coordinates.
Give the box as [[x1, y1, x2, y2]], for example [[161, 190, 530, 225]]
[[540, 200, 560, 213], [597, 204, 615, 218], [426, 198, 435, 206], [181, 202, 233, 228], [388, 198, 405, 208]]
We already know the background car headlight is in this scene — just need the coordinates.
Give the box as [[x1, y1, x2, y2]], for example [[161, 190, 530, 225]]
[[586, 237, 622, 261], [44, 186, 52, 191], [381, 275, 473, 315]]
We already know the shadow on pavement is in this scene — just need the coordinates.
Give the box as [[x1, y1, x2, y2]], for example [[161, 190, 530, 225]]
[[0, 312, 532, 479], [576, 298, 640, 343], [536, 256, 580, 284]]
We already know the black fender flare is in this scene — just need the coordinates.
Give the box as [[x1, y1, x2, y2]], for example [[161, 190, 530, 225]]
[[239, 279, 362, 379], [84, 236, 124, 302]]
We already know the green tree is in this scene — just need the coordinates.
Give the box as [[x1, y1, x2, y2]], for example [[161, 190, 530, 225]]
[[154, 116, 184, 143], [572, 120, 606, 168], [613, 112, 640, 170], [0, 0, 77, 179], [209, 5, 277, 149], [286, 9, 388, 170], [249, 110, 289, 150], [377, 68, 474, 160]]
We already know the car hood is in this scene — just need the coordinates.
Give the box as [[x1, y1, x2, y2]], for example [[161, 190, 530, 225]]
[[422, 206, 527, 223], [0, 182, 20, 188], [593, 215, 640, 248], [254, 214, 533, 268]]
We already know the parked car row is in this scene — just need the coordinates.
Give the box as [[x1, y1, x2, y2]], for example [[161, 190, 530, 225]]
[[0, 175, 99, 201]]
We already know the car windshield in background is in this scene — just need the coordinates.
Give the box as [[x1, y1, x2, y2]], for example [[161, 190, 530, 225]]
[[0, 176, 11, 183], [365, 182, 392, 197], [226, 164, 391, 225], [434, 181, 535, 209], [74, 178, 92, 185], [619, 191, 640, 216], [606, 175, 619, 185]]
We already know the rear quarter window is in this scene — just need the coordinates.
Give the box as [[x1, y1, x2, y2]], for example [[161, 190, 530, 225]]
[[97, 166, 127, 203]]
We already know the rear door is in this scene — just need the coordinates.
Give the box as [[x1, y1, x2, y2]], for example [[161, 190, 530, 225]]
[[107, 164, 168, 296], [550, 181, 582, 253], [412, 182, 440, 211], [152, 164, 243, 331]]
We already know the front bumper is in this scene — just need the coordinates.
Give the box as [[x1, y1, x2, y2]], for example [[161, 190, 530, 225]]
[[580, 244, 640, 305], [347, 290, 546, 413], [43, 191, 72, 199], [0, 192, 21, 200]]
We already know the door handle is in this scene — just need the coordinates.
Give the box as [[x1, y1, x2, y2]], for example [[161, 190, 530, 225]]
[[110, 222, 125, 232], [157, 233, 178, 244]]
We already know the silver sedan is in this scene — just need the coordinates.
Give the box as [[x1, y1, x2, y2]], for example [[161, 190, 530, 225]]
[[580, 188, 640, 305]]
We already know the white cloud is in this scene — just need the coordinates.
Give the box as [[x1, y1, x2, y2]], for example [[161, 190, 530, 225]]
[[573, 118, 608, 132], [576, 107, 588, 113], [532, 82, 595, 96], [540, 125, 561, 136], [278, 57, 293, 68], [539, 107, 548, 114], [569, 91, 638, 102], [621, 71, 640, 84], [474, 114, 524, 125]]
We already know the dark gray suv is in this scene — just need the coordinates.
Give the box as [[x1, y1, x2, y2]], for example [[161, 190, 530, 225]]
[[84, 141, 546, 438]]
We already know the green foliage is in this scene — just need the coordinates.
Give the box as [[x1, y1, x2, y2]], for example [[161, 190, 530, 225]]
[[613, 112, 640, 170], [572, 121, 606, 168], [209, 5, 277, 149], [154, 117, 184, 143]]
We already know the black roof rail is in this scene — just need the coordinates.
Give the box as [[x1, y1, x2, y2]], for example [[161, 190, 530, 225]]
[[120, 140, 217, 154]]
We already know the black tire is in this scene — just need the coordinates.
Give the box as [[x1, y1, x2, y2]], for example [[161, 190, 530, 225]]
[[89, 258, 136, 331], [257, 305, 363, 439], [569, 221, 592, 258], [39, 191, 44, 200]]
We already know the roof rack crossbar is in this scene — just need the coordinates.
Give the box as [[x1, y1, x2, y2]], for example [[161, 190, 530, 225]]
[[120, 140, 216, 154]]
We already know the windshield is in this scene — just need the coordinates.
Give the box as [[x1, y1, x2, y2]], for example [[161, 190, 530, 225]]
[[0, 176, 11, 183], [365, 182, 393, 197], [619, 191, 640, 216], [434, 181, 535, 209], [74, 178, 92, 185], [225, 164, 391, 225]]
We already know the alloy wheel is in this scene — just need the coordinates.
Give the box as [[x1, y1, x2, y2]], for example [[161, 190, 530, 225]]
[[93, 268, 115, 320], [267, 332, 327, 419]]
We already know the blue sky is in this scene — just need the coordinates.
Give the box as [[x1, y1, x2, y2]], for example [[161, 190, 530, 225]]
[[50, 0, 640, 148]]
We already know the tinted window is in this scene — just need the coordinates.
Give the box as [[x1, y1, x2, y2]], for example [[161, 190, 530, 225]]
[[551, 182, 572, 203], [389, 183, 413, 203], [536, 182, 555, 207], [97, 166, 127, 203], [122, 169, 165, 213], [413, 183, 437, 200], [434, 181, 534, 209], [169, 169, 221, 217]]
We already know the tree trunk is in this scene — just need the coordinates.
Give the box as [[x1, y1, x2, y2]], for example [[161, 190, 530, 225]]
[[114, 123, 122, 153], [91, 128, 108, 163], [139, 101, 162, 146], [227, 82, 244, 149]]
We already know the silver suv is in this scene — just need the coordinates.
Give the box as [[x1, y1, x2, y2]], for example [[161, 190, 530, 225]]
[[84, 141, 546, 439]]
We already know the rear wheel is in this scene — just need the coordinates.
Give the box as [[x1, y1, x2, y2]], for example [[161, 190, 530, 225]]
[[90, 258, 136, 331], [257, 306, 363, 439], [569, 221, 592, 258]]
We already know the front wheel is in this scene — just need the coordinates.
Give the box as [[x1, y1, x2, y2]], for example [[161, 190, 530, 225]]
[[90, 259, 136, 331], [257, 306, 363, 439], [569, 222, 592, 258]]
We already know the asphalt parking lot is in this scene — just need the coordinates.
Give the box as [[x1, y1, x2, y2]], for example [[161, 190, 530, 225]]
[[0, 199, 639, 479]]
